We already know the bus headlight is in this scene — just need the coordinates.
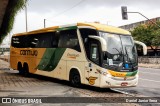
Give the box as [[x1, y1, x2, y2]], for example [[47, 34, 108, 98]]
[[103, 72, 107, 75], [107, 73, 112, 77]]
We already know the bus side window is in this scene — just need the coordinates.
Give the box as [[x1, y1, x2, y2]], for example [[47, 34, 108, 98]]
[[11, 37, 19, 48], [11, 36, 24, 48], [32, 32, 53, 48], [58, 29, 81, 52], [79, 28, 98, 59], [90, 43, 100, 65], [31, 37, 39, 48], [52, 32, 58, 48]]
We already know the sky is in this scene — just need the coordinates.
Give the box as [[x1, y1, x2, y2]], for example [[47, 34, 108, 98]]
[[2, 0, 160, 46]]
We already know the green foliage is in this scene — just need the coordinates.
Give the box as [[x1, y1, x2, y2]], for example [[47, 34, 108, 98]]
[[131, 22, 160, 46], [0, 0, 27, 44], [131, 21, 160, 55]]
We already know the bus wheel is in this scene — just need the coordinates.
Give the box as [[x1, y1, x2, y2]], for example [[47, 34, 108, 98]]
[[23, 63, 30, 77], [69, 70, 81, 87], [17, 62, 23, 75]]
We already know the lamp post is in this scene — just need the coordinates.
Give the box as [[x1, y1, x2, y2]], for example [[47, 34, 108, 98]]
[[25, 3, 28, 32], [44, 19, 46, 28]]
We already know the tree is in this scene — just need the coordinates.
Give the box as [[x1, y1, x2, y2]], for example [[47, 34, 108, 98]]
[[131, 21, 160, 56], [0, 0, 27, 44]]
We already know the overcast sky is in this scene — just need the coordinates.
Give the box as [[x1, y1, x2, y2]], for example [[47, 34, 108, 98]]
[[2, 0, 160, 45]]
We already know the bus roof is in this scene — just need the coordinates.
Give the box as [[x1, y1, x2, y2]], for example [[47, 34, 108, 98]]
[[14, 22, 130, 36], [77, 23, 130, 35]]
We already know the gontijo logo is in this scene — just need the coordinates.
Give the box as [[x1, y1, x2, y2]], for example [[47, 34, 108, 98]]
[[20, 50, 38, 56], [67, 53, 79, 59]]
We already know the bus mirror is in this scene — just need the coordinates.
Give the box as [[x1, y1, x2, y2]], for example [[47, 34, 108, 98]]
[[89, 35, 107, 51], [134, 40, 147, 55]]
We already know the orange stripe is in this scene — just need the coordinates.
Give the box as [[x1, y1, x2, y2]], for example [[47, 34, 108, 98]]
[[68, 56, 76, 59]]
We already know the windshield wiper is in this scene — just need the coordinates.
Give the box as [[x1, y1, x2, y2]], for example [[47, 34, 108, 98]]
[[113, 48, 122, 56], [112, 48, 123, 69], [125, 46, 131, 63], [113, 48, 124, 61]]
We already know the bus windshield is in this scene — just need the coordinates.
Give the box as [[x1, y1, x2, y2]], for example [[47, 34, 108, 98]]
[[99, 32, 137, 71]]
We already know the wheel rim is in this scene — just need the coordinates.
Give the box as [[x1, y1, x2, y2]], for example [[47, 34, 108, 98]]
[[71, 74, 80, 86]]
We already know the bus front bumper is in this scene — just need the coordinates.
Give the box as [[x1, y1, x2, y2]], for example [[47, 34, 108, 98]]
[[100, 74, 138, 88]]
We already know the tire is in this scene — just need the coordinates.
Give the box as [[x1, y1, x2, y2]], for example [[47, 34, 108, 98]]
[[17, 62, 23, 75], [69, 70, 81, 87], [23, 63, 30, 77]]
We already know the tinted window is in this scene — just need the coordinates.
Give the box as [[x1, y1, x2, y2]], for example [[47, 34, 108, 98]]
[[79, 28, 97, 58], [58, 29, 81, 52], [90, 43, 100, 65], [11, 32, 57, 48], [30, 33, 53, 48], [11, 36, 26, 48]]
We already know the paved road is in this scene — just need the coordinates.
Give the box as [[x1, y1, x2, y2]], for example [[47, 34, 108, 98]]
[[1, 59, 160, 106], [116, 67, 160, 97], [0, 59, 138, 106]]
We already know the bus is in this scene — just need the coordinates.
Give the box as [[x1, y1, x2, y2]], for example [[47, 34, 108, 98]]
[[10, 22, 147, 88]]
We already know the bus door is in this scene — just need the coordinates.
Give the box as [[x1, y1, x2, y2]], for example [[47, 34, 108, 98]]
[[86, 39, 100, 86]]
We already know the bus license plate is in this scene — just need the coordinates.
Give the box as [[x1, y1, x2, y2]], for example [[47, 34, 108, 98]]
[[121, 82, 128, 86]]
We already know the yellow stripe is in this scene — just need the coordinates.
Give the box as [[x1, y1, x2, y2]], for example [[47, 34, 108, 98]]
[[108, 70, 127, 77], [77, 23, 130, 35]]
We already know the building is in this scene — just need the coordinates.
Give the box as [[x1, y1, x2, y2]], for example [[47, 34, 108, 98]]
[[119, 17, 160, 31]]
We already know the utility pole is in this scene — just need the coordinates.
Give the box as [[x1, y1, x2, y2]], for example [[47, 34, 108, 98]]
[[44, 19, 46, 28], [25, 3, 28, 32]]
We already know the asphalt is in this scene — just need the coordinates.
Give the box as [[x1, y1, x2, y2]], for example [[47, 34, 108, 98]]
[[116, 67, 160, 97], [0, 59, 140, 106]]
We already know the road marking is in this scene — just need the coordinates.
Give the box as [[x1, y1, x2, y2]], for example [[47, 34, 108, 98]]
[[139, 78, 160, 83], [139, 71, 160, 76], [110, 88, 135, 96]]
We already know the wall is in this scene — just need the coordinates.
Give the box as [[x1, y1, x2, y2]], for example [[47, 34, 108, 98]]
[[138, 57, 160, 64]]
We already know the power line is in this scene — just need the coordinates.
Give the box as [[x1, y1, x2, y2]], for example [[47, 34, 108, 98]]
[[48, 0, 85, 19], [43, 19, 69, 28], [43, 0, 86, 27]]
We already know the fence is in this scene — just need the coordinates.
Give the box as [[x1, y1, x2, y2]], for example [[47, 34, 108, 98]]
[[138, 56, 160, 64], [0, 50, 10, 62]]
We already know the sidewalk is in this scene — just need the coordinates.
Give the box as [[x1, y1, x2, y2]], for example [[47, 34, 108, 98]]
[[0, 59, 9, 69], [138, 63, 160, 69], [0, 54, 9, 62]]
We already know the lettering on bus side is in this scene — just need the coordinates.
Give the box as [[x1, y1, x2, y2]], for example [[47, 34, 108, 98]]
[[67, 53, 79, 59], [20, 50, 38, 56]]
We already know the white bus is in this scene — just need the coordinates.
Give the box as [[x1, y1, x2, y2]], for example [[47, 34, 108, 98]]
[[10, 22, 147, 88]]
